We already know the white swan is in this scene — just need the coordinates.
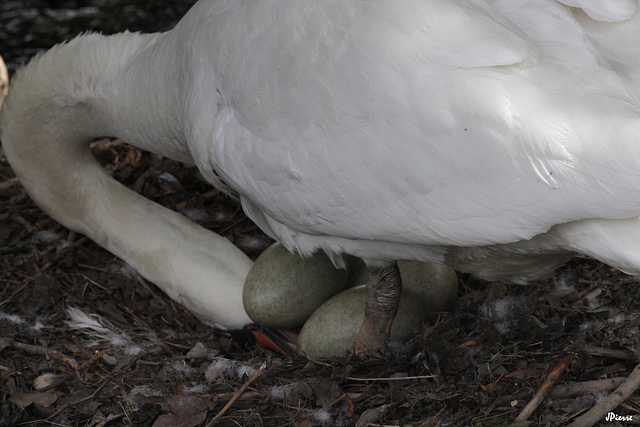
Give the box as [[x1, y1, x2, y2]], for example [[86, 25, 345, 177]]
[[3, 0, 640, 353]]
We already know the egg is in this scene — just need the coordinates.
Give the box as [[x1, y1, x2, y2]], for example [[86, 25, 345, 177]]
[[298, 286, 425, 358], [397, 260, 458, 323], [345, 259, 458, 322], [243, 243, 349, 329]]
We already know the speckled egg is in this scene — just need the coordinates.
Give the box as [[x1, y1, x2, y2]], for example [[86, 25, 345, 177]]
[[243, 243, 349, 329], [297, 285, 425, 358]]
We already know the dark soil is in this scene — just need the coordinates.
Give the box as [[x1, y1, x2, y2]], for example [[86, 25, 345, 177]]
[[2, 2, 640, 426]]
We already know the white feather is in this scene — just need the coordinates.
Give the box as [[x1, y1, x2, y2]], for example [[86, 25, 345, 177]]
[[557, 0, 637, 22], [66, 307, 156, 355]]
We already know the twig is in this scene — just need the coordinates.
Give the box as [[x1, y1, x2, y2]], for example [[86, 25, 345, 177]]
[[14, 215, 35, 233], [0, 337, 78, 369], [344, 392, 355, 419], [213, 390, 263, 399], [583, 345, 637, 361], [206, 361, 267, 426], [516, 355, 573, 421], [135, 275, 169, 308], [568, 364, 640, 427], [356, 402, 399, 427], [346, 374, 436, 381], [94, 412, 125, 427], [551, 377, 626, 398], [0, 177, 20, 198], [0, 281, 29, 307]]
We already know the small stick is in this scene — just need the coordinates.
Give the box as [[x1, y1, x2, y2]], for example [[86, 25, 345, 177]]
[[344, 392, 355, 419], [356, 402, 398, 427], [14, 215, 35, 233], [206, 361, 267, 426], [346, 374, 436, 381], [0, 281, 29, 307], [568, 364, 640, 427], [516, 355, 573, 421], [582, 345, 636, 361], [551, 377, 626, 398], [0, 337, 78, 369], [0, 177, 20, 198]]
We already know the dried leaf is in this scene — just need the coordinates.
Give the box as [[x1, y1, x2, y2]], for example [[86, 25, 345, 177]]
[[309, 381, 342, 407], [9, 391, 58, 409], [165, 395, 210, 416], [152, 409, 207, 427], [150, 396, 210, 427]]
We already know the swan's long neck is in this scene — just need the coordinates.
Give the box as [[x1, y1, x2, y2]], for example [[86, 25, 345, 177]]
[[0, 32, 253, 329]]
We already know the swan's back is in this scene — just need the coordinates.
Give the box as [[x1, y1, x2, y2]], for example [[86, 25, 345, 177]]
[[164, 0, 640, 271]]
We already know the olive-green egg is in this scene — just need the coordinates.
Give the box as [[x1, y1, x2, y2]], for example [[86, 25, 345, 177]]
[[243, 243, 349, 329], [346, 259, 458, 321], [298, 286, 425, 358], [397, 260, 458, 322]]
